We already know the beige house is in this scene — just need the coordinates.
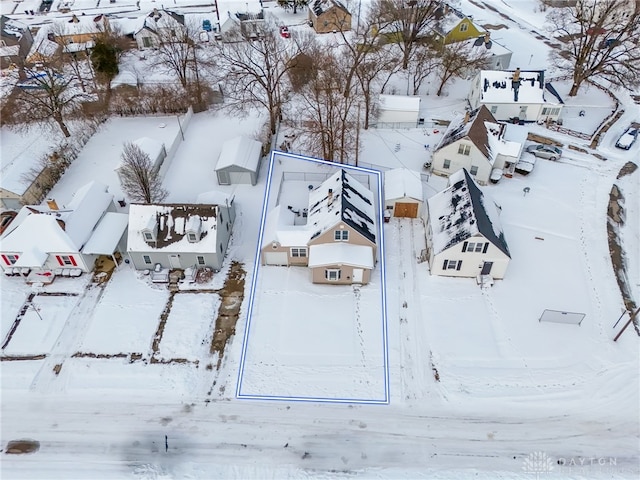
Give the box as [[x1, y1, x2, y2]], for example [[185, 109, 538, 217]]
[[431, 106, 525, 185], [261, 169, 377, 285], [425, 169, 510, 279], [309, 0, 352, 34]]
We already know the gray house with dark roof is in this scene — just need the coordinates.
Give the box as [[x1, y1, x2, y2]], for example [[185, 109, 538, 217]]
[[261, 169, 377, 285], [0, 15, 33, 69], [425, 168, 510, 279]]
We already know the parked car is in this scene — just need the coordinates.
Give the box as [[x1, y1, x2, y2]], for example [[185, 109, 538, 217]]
[[202, 19, 212, 32], [615, 126, 638, 150], [526, 144, 562, 161], [515, 157, 535, 176], [279, 26, 290, 38], [489, 168, 503, 184]]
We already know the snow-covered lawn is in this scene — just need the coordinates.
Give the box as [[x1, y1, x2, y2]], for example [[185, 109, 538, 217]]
[[158, 292, 220, 361], [80, 267, 168, 354]]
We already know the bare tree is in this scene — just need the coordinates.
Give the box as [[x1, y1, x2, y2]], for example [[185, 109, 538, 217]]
[[154, 21, 198, 90], [548, 0, 640, 96], [214, 17, 298, 135], [118, 142, 167, 204], [433, 40, 489, 96], [292, 45, 360, 163], [371, 0, 440, 70], [11, 63, 90, 137], [406, 42, 436, 95], [277, 0, 308, 14]]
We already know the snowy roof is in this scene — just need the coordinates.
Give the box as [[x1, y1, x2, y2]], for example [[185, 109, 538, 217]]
[[310, 0, 350, 17], [308, 243, 374, 269], [428, 169, 509, 257], [498, 124, 528, 158], [127, 203, 221, 253], [379, 95, 420, 113], [0, 45, 19, 57], [53, 14, 109, 37], [433, 3, 484, 36], [63, 181, 114, 250], [465, 35, 512, 57], [477, 70, 562, 105], [307, 170, 376, 244], [133, 137, 164, 161], [384, 168, 423, 202], [215, 136, 262, 172], [27, 31, 59, 60], [1, 15, 28, 41], [436, 106, 498, 162], [218, 0, 264, 16], [13, 246, 47, 268], [81, 212, 129, 255], [2, 181, 114, 256], [133, 9, 185, 35], [262, 204, 314, 247]]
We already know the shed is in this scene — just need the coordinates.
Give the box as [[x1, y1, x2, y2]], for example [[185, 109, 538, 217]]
[[384, 168, 423, 218], [377, 95, 421, 128], [215, 136, 262, 186]]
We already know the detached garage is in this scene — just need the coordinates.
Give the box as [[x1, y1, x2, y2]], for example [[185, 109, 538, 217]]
[[377, 95, 421, 128], [215, 136, 263, 186], [384, 168, 423, 218]]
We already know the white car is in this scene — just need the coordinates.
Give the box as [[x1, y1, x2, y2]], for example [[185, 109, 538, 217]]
[[615, 127, 638, 150], [526, 144, 562, 161]]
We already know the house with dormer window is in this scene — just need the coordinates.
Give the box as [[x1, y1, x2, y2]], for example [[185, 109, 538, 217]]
[[126, 197, 235, 272], [425, 168, 510, 279], [261, 169, 377, 285]]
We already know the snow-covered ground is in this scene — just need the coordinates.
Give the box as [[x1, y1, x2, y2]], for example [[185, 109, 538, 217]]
[[1, 0, 639, 478]]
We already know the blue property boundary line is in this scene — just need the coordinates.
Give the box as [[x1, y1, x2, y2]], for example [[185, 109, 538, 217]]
[[235, 151, 390, 405]]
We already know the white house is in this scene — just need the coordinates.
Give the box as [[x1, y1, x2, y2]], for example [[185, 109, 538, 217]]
[[0, 181, 127, 278], [431, 106, 525, 185], [127, 199, 236, 273], [133, 9, 185, 49], [426, 169, 510, 279], [376, 94, 421, 128], [215, 136, 262, 186], [468, 68, 564, 123], [384, 168, 423, 218], [261, 169, 377, 285]]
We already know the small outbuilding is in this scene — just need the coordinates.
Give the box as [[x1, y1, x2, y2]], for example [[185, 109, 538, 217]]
[[384, 168, 423, 218], [376, 95, 421, 128], [215, 136, 262, 186]]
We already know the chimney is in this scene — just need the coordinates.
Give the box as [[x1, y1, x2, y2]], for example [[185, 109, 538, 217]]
[[327, 188, 334, 204], [464, 111, 470, 123], [512, 67, 521, 83], [46, 198, 59, 210], [484, 32, 490, 44]]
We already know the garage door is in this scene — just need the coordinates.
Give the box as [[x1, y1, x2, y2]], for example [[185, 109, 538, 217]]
[[263, 251, 288, 265], [394, 202, 419, 218], [229, 171, 253, 184]]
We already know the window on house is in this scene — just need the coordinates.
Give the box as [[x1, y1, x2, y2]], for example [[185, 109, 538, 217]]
[[290, 248, 307, 258], [490, 105, 498, 114], [144, 232, 153, 241], [219, 212, 224, 223], [226, 222, 230, 232], [444, 259, 461, 270], [188, 233, 197, 242], [143, 255, 152, 264], [443, 159, 451, 169], [458, 144, 471, 156], [470, 166, 479, 176], [325, 269, 341, 281], [57, 255, 76, 266], [465, 242, 485, 253], [143, 37, 152, 48], [2, 254, 19, 265], [197, 255, 206, 265], [334, 230, 349, 241], [460, 23, 468, 32]]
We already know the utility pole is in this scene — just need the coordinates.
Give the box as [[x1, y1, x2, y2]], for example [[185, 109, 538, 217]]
[[355, 102, 361, 167]]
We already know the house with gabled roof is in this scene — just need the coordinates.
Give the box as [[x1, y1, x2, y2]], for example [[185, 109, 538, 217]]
[[431, 105, 525, 185], [425, 168, 510, 279], [384, 168, 423, 218], [0, 181, 127, 277], [309, 0, 352, 34], [431, 2, 485, 45], [261, 169, 377, 285], [464, 33, 512, 70], [133, 9, 185, 49], [468, 68, 564, 123], [126, 197, 236, 273], [0, 15, 34, 69]]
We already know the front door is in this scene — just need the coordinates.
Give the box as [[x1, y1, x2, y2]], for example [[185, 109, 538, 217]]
[[480, 261, 493, 275], [169, 254, 181, 269], [352, 268, 364, 283]]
